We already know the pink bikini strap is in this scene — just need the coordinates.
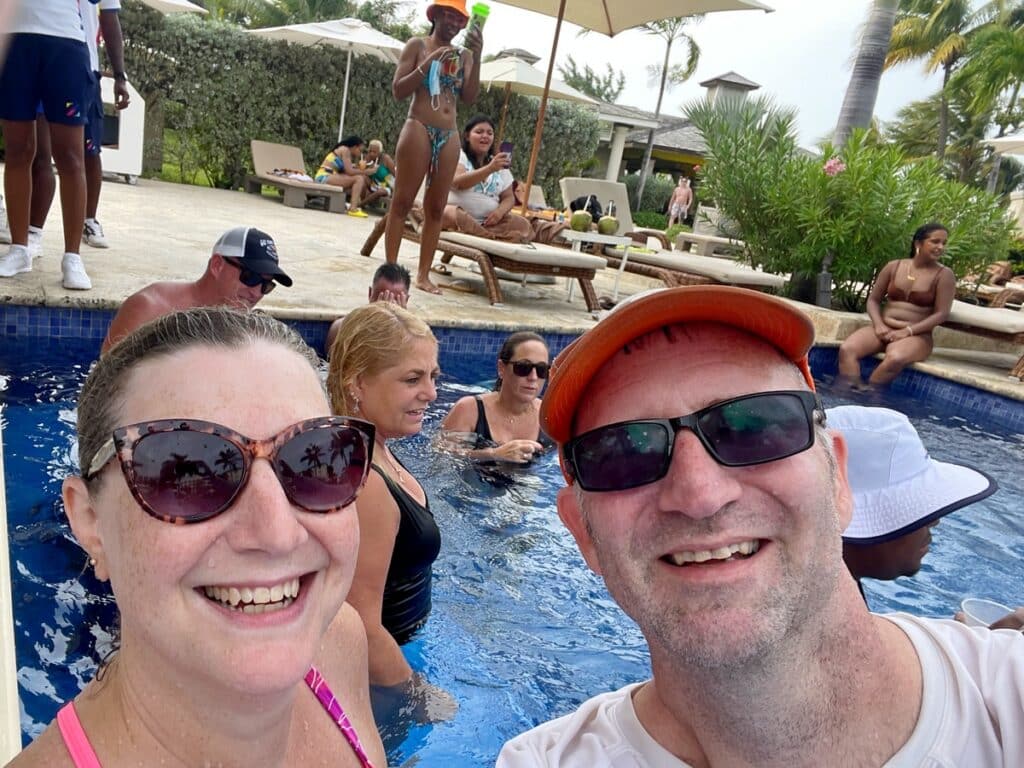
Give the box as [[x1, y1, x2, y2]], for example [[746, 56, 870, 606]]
[[304, 666, 376, 768], [56, 702, 102, 768]]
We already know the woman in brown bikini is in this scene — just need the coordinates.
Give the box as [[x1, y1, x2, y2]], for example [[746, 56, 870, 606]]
[[839, 222, 956, 389]]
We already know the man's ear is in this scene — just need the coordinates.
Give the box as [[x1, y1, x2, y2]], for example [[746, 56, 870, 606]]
[[828, 430, 853, 532], [63, 477, 110, 582], [556, 486, 602, 576]]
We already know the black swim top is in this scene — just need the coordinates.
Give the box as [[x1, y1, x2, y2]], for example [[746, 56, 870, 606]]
[[472, 395, 554, 451], [371, 463, 441, 645]]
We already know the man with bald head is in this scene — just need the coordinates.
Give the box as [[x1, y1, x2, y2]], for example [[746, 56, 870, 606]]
[[498, 286, 1023, 767]]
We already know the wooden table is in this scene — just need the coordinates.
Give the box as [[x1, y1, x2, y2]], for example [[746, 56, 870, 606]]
[[559, 229, 633, 301]]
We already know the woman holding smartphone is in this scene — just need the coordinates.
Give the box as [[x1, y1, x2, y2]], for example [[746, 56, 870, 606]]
[[440, 114, 533, 242]]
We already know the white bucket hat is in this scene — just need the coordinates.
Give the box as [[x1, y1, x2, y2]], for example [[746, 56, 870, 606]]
[[828, 405, 997, 544]]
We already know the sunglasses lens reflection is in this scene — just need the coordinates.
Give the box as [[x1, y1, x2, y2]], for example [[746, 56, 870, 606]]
[[275, 426, 370, 512], [131, 431, 243, 522]]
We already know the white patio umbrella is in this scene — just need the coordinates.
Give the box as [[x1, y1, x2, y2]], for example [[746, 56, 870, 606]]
[[139, 0, 208, 14], [480, 55, 594, 143], [986, 132, 1024, 155], [249, 18, 404, 140], [494, 0, 774, 210]]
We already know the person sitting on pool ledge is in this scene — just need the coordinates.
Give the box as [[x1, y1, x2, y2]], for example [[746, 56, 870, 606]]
[[101, 226, 291, 355], [440, 331, 550, 463], [497, 285, 1024, 768], [10, 307, 383, 767], [828, 405, 997, 596]]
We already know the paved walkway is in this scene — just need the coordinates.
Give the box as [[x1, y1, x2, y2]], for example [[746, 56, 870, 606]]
[[1, 172, 1021, 400]]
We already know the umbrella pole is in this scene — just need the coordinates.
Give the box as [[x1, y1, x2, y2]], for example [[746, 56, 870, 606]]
[[520, 0, 566, 215], [496, 82, 512, 145], [338, 48, 352, 142]]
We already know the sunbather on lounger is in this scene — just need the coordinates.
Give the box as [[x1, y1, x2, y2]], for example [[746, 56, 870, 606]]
[[441, 115, 533, 242], [315, 135, 379, 217]]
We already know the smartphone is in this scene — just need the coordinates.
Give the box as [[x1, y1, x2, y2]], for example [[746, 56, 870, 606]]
[[499, 141, 513, 160]]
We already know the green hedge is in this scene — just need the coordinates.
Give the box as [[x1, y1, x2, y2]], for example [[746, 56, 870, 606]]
[[622, 172, 676, 215], [121, 1, 599, 194]]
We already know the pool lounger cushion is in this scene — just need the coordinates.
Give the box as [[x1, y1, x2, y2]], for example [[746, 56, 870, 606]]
[[440, 232, 607, 272], [620, 249, 788, 290]]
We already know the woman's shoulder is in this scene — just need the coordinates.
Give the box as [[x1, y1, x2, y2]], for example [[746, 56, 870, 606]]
[[8, 713, 75, 766]]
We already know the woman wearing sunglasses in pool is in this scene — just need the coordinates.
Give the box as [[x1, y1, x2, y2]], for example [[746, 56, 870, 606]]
[[11, 308, 384, 768], [440, 332, 551, 467], [326, 302, 456, 729]]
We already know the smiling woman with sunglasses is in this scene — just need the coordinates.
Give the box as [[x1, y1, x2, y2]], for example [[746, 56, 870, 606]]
[[10, 308, 385, 768], [441, 331, 551, 464]]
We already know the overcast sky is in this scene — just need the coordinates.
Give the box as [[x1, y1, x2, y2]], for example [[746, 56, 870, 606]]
[[413, 0, 944, 148]]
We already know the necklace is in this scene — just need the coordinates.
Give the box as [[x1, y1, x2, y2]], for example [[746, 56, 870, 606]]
[[906, 261, 917, 283], [377, 443, 405, 483]]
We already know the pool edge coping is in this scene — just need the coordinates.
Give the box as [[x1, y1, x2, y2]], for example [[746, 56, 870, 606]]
[[0, 421, 22, 762]]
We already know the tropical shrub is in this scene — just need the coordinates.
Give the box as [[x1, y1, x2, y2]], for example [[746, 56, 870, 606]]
[[120, 1, 599, 192], [665, 223, 691, 240], [686, 95, 1014, 308]]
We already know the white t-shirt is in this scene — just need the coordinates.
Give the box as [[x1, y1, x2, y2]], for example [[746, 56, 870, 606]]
[[497, 614, 1024, 768], [81, 0, 121, 72], [10, 0, 92, 41], [447, 150, 513, 222]]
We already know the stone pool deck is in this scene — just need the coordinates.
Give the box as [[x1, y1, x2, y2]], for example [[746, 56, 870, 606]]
[[0, 171, 1022, 402]]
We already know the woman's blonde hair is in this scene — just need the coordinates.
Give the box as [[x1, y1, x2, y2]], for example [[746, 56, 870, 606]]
[[327, 303, 436, 415], [368, 139, 384, 153]]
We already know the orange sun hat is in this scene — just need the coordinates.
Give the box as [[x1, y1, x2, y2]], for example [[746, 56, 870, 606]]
[[540, 285, 817, 446], [426, 0, 469, 21]]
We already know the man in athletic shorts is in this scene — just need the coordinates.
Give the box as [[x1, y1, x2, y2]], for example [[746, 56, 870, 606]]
[[0, 0, 95, 289]]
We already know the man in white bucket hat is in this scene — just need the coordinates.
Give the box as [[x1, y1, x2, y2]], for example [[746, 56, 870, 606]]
[[831, 405, 1021, 631], [829, 405, 997, 582]]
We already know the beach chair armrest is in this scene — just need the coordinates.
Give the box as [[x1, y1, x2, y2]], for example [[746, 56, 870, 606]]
[[626, 228, 672, 251]]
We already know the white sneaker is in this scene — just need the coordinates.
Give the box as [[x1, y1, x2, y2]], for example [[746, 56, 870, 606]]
[[61, 253, 92, 290], [83, 219, 109, 248], [0, 203, 10, 245], [28, 228, 43, 259], [0, 245, 31, 277]]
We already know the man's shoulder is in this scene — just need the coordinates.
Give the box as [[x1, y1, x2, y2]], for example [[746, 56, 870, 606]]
[[497, 683, 677, 768]]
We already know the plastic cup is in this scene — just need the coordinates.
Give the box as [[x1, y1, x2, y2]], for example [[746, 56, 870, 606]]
[[960, 597, 1011, 628], [468, 2, 489, 33]]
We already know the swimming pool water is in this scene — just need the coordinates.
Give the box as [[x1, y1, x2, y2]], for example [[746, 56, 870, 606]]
[[2, 335, 1022, 766]]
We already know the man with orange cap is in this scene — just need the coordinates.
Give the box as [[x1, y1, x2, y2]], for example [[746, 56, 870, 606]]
[[497, 286, 1024, 767]]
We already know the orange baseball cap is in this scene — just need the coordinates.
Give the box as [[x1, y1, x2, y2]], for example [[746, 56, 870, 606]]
[[540, 286, 817, 446], [427, 0, 469, 21]]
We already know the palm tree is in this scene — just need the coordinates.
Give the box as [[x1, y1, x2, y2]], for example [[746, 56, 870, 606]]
[[885, 0, 1003, 161], [834, 0, 900, 148], [632, 16, 702, 210], [950, 6, 1024, 190]]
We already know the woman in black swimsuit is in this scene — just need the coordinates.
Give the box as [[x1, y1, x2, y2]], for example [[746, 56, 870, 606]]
[[326, 303, 453, 721], [839, 222, 955, 389], [441, 331, 550, 462]]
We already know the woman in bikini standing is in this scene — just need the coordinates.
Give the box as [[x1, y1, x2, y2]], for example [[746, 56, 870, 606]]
[[384, 0, 482, 295], [839, 222, 956, 389]]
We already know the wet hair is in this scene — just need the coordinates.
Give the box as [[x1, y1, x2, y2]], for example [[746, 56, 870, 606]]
[[462, 114, 496, 169], [494, 331, 547, 391], [909, 222, 947, 258], [372, 262, 411, 291], [78, 308, 318, 487], [327, 303, 437, 415], [333, 135, 364, 152]]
